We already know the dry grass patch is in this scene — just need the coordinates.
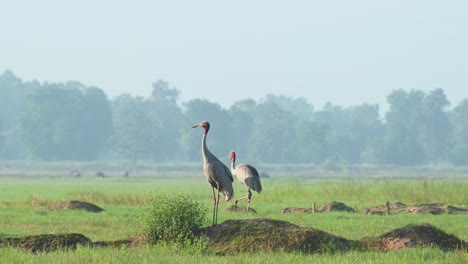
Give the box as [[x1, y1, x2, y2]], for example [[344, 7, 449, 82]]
[[47, 200, 104, 212]]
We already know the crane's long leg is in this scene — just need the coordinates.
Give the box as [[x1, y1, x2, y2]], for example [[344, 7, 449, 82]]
[[215, 183, 220, 225], [235, 189, 253, 214], [211, 187, 217, 226], [246, 189, 252, 214]]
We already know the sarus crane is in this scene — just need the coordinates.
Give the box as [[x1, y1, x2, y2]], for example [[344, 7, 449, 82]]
[[230, 151, 262, 213], [192, 121, 234, 226]]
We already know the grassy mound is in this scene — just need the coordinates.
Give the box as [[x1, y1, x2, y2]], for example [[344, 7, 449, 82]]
[[361, 223, 468, 251], [0, 233, 92, 253], [319, 201, 355, 212], [197, 218, 354, 254], [47, 200, 104, 212], [1, 220, 466, 254]]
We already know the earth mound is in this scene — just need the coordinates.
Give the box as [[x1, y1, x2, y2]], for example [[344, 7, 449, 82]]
[[363, 201, 468, 215], [362, 223, 468, 251], [319, 201, 355, 212], [47, 200, 104, 212], [1, 220, 465, 254], [282, 201, 355, 214], [0, 233, 91, 253], [197, 218, 354, 254]]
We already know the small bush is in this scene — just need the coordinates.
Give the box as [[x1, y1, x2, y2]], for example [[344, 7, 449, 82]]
[[139, 193, 207, 245]]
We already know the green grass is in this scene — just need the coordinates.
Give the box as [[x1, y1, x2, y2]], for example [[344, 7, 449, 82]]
[[0, 173, 467, 263]]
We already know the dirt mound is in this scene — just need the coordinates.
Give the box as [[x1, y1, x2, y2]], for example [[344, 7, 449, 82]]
[[363, 201, 468, 215], [224, 205, 257, 214], [282, 201, 355, 214], [363, 223, 468, 251], [47, 200, 104, 213], [319, 201, 355, 212], [197, 218, 354, 254], [0, 233, 92, 253], [0, 233, 145, 253], [1, 221, 465, 254]]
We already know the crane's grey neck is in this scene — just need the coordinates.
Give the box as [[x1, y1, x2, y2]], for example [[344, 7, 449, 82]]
[[201, 134, 213, 163], [231, 159, 236, 170]]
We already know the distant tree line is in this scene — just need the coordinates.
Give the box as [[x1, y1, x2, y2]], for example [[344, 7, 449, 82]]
[[1, 70, 467, 166]]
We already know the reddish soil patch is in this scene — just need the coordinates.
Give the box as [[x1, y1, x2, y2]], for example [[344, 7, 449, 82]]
[[47, 200, 104, 213], [363, 223, 468, 251]]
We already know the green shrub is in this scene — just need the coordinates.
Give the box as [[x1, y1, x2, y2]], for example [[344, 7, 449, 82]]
[[139, 193, 207, 245]]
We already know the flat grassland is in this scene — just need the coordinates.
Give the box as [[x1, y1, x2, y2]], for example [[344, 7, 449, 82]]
[[0, 169, 467, 263]]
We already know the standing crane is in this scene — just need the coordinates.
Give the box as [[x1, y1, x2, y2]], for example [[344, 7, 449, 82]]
[[192, 121, 234, 226], [230, 151, 262, 214]]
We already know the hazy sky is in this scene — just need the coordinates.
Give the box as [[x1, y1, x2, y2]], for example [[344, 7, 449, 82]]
[[1, 1, 467, 112]]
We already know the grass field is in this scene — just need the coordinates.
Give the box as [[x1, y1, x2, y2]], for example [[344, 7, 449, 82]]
[[0, 171, 467, 263]]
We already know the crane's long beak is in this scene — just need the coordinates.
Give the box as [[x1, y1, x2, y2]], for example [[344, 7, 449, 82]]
[[192, 123, 201, 128]]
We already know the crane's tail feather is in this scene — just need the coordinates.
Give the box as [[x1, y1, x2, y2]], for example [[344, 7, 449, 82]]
[[221, 185, 234, 202], [245, 177, 263, 193]]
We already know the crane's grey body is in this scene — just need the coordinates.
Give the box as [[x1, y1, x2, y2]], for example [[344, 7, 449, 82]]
[[230, 151, 262, 213], [193, 121, 234, 226], [201, 133, 234, 202], [231, 163, 262, 193]]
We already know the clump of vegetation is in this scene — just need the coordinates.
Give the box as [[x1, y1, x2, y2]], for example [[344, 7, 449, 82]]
[[139, 193, 207, 245], [0, 233, 92, 253], [199, 218, 356, 254]]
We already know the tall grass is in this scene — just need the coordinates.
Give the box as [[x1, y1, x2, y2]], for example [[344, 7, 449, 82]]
[[0, 174, 467, 263]]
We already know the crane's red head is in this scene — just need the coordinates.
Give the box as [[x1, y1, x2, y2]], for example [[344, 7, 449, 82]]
[[230, 151, 236, 163], [192, 121, 210, 134]]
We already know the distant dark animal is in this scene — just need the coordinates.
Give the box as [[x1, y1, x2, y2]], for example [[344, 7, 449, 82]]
[[71, 170, 81, 177], [95, 171, 105, 178], [230, 151, 262, 214], [121, 170, 129, 177], [193, 121, 234, 226]]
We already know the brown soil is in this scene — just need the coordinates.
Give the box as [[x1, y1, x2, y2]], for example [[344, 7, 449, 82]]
[[362, 223, 468, 251], [0, 233, 92, 253], [197, 218, 354, 254], [281, 201, 468, 215], [363, 201, 468, 215], [282, 201, 355, 214], [1, 220, 466, 254], [47, 200, 104, 213], [224, 205, 257, 214], [319, 201, 355, 212], [0, 234, 144, 253]]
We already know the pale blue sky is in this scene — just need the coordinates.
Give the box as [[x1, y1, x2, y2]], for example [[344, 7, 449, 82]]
[[1, 0, 467, 112]]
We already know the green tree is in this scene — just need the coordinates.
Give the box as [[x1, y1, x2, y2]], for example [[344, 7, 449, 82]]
[[379, 89, 450, 165], [181, 99, 230, 162], [146, 81, 184, 162], [112, 94, 153, 168], [227, 99, 256, 160], [447, 99, 468, 165], [381, 89, 425, 165], [0, 70, 40, 159], [17, 83, 113, 160], [418, 88, 450, 163], [295, 121, 329, 163], [248, 100, 292, 163]]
